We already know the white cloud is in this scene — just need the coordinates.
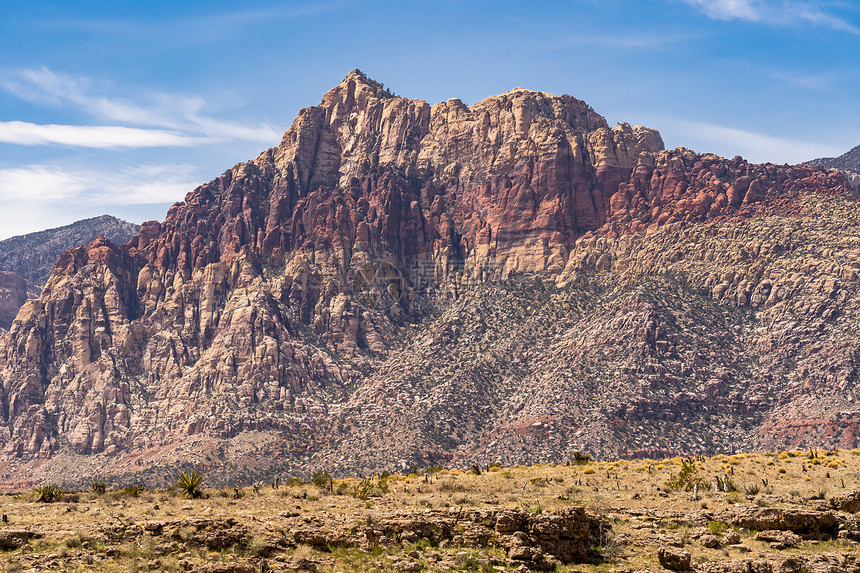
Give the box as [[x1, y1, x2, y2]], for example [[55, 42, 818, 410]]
[[680, 0, 859, 33], [0, 163, 200, 205], [543, 30, 700, 52], [0, 121, 205, 148], [654, 117, 843, 163], [682, 0, 764, 20], [0, 67, 279, 147]]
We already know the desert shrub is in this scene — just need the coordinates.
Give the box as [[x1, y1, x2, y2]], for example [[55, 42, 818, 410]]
[[743, 482, 761, 496], [123, 484, 144, 497], [351, 479, 373, 500], [707, 521, 728, 535], [175, 469, 204, 499], [573, 451, 591, 465], [437, 479, 467, 492], [311, 470, 332, 491], [91, 481, 107, 495], [33, 484, 63, 503], [350, 479, 384, 500], [65, 533, 91, 548], [666, 460, 704, 491]]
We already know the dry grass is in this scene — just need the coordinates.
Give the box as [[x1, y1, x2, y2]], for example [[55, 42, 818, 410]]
[[0, 450, 858, 571]]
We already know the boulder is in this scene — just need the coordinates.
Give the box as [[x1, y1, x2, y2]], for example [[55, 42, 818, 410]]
[[658, 546, 692, 571]]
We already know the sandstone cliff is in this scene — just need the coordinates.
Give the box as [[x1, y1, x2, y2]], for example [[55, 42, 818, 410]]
[[0, 71, 856, 485], [0, 271, 37, 331]]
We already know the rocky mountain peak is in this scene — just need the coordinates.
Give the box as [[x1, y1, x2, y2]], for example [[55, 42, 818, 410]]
[[0, 76, 855, 485]]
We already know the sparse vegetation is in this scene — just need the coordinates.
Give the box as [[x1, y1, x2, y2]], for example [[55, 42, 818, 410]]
[[3, 450, 859, 571], [707, 520, 728, 535], [32, 484, 63, 503], [123, 484, 144, 497], [666, 459, 702, 491], [311, 469, 333, 492]]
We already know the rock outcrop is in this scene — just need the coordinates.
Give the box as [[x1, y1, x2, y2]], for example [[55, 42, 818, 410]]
[[0, 71, 856, 484], [0, 271, 37, 331]]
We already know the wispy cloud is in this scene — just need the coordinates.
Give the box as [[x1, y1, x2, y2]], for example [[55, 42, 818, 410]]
[[0, 121, 205, 148], [34, 3, 343, 43], [764, 68, 846, 91], [679, 0, 859, 33], [542, 30, 700, 53], [0, 163, 200, 205], [655, 117, 844, 163], [0, 67, 278, 148]]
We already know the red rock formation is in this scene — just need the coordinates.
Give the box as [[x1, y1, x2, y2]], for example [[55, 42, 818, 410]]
[[0, 71, 855, 483]]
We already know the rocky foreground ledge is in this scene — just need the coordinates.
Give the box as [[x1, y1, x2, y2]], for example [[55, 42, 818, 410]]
[[4, 451, 860, 572]]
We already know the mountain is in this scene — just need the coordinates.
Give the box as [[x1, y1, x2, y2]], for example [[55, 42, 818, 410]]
[[807, 144, 860, 173], [0, 71, 856, 487], [0, 215, 140, 286], [806, 145, 860, 188]]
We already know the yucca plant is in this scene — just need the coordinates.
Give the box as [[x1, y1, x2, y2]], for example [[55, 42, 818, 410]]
[[176, 469, 204, 499], [33, 484, 63, 503]]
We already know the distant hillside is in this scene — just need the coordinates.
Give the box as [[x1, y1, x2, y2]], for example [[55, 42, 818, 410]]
[[806, 145, 860, 176], [0, 215, 140, 286]]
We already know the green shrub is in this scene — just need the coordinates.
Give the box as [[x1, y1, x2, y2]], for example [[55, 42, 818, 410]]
[[707, 521, 728, 535], [123, 484, 144, 497], [666, 460, 702, 491], [351, 479, 373, 500], [91, 481, 107, 495], [311, 470, 332, 491]]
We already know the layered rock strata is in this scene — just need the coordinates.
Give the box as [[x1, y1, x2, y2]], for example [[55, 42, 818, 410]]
[[0, 71, 856, 483]]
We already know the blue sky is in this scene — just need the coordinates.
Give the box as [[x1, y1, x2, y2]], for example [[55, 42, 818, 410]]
[[0, 0, 858, 239]]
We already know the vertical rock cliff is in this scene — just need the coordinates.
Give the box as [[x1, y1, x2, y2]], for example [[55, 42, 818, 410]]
[[0, 71, 856, 484]]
